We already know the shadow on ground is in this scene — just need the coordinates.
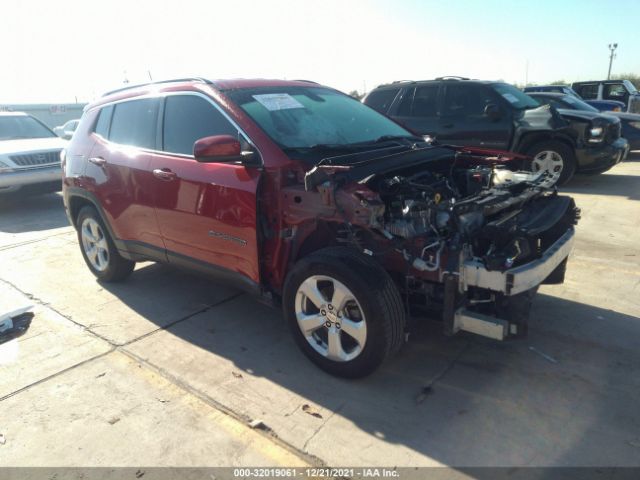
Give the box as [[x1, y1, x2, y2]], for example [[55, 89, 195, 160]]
[[561, 162, 640, 201], [101, 262, 640, 466], [0, 192, 69, 233]]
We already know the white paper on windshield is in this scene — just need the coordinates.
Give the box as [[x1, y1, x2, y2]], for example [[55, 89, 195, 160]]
[[501, 93, 519, 104], [252, 93, 304, 111]]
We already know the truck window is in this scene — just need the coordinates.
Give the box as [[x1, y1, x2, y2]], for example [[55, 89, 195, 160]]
[[364, 88, 400, 113], [575, 84, 598, 100], [603, 84, 629, 103]]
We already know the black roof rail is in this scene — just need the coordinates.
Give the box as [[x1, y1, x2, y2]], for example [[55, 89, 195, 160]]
[[102, 77, 213, 97], [391, 80, 415, 84], [434, 76, 470, 81]]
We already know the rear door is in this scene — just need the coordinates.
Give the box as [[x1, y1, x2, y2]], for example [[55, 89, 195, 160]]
[[436, 83, 511, 149], [149, 93, 261, 283], [391, 84, 441, 136], [85, 98, 165, 254]]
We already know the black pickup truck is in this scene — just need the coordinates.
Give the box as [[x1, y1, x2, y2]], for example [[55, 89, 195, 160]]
[[364, 78, 629, 185]]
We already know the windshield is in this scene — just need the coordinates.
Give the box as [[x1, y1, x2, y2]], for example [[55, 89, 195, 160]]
[[492, 83, 540, 110], [0, 115, 57, 140], [623, 80, 638, 94], [225, 86, 412, 149], [561, 95, 599, 112]]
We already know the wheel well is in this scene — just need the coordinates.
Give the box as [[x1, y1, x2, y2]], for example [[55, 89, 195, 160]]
[[293, 222, 342, 263], [518, 133, 575, 155], [68, 195, 95, 228]]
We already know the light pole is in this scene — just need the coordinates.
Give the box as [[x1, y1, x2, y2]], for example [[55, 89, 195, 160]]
[[607, 43, 618, 80]]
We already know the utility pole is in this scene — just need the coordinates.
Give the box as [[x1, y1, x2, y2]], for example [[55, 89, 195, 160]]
[[607, 43, 618, 80]]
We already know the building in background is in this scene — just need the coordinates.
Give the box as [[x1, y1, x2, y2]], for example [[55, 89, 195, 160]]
[[0, 103, 86, 129]]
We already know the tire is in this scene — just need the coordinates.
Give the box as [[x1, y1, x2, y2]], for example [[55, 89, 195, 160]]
[[76, 205, 135, 282], [525, 140, 576, 186], [495, 287, 538, 338], [283, 247, 405, 378]]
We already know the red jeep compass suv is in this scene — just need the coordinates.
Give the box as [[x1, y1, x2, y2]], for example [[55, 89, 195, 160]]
[[63, 78, 578, 377]]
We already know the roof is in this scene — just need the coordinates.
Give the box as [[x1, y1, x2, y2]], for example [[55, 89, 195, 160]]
[[374, 78, 498, 89], [88, 78, 326, 111], [527, 92, 565, 97]]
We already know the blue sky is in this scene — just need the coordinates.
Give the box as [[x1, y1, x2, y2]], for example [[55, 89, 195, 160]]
[[1, 0, 638, 103]]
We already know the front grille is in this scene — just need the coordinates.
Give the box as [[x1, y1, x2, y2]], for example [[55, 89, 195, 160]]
[[606, 122, 621, 143], [9, 150, 61, 167]]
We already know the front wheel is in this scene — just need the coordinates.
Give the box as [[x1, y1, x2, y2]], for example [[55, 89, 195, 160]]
[[283, 248, 405, 378], [526, 141, 576, 186], [77, 206, 135, 282]]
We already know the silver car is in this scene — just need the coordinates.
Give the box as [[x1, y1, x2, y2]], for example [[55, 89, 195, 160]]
[[0, 112, 67, 195]]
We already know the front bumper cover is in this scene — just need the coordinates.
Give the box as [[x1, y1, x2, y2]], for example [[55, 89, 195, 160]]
[[461, 227, 575, 296], [0, 165, 62, 189]]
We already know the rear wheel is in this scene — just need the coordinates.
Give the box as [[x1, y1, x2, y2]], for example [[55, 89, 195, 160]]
[[526, 141, 576, 186], [77, 206, 134, 282], [283, 248, 405, 378]]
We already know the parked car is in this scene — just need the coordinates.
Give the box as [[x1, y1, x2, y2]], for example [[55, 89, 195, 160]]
[[0, 112, 67, 196], [572, 80, 640, 113], [63, 78, 579, 377], [53, 119, 80, 139], [529, 92, 640, 151], [523, 85, 624, 112], [364, 78, 628, 185]]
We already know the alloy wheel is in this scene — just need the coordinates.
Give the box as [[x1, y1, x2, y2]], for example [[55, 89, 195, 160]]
[[294, 275, 367, 362], [80, 218, 109, 272]]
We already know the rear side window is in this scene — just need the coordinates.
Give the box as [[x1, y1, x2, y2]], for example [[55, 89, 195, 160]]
[[162, 95, 238, 155], [574, 84, 598, 99], [109, 99, 158, 149], [364, 88, 400, 113], [94, 105, 113, 138], [397, 85, 439, 117]]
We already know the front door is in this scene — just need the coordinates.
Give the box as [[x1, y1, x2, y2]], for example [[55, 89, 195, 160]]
[[149, 93, 261, 283], [437, 84, 511, 149]]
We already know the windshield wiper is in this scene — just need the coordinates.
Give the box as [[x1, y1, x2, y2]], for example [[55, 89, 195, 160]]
[[369, 134, 424, 144]]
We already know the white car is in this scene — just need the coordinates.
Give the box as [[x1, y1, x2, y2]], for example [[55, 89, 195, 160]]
[[0, 112, 67, 195], [53, 119, 80, 139]]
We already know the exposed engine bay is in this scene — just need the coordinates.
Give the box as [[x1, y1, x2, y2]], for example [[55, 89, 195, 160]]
[[292, 145, 580, 339]]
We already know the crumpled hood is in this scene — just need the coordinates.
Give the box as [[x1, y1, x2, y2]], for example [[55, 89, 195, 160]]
[[555, 108, 619, 125], [0, 137, 67, 156], [519, 104, 568, 129]]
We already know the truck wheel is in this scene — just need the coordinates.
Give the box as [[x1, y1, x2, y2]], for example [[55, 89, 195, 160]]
[[283, 247, 405, 378], [76, 206, 135, 282], [495, 287, 538, 338], [526, 141, 576, 186]]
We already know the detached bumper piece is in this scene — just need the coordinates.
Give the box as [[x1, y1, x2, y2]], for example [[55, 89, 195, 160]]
[[462, 227, 575, 296]]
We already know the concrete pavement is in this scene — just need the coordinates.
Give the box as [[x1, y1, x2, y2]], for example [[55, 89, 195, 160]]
[[1, 156, 639, 468]]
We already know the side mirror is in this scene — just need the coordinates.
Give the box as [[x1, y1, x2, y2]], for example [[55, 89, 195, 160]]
[[62, 131, 74, 140], [193, 135, 258, 165], [484, 103, 502, 121]]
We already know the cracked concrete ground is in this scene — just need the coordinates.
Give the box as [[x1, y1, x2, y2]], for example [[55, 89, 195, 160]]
[[0, 156, 639, 468]]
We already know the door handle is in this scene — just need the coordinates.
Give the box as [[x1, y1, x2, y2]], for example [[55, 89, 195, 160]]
[[153, 168, 177, 181], [89, 157, 106, 166]]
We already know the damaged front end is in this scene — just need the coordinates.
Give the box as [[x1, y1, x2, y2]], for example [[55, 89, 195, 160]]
[[284, 144, 579, 340]]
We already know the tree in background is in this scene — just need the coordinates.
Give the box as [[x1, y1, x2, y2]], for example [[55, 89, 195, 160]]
[[348, 90, 365, 100]]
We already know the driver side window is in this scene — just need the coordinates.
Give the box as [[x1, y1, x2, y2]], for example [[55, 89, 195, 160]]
[[162, 95, 239, 156]]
